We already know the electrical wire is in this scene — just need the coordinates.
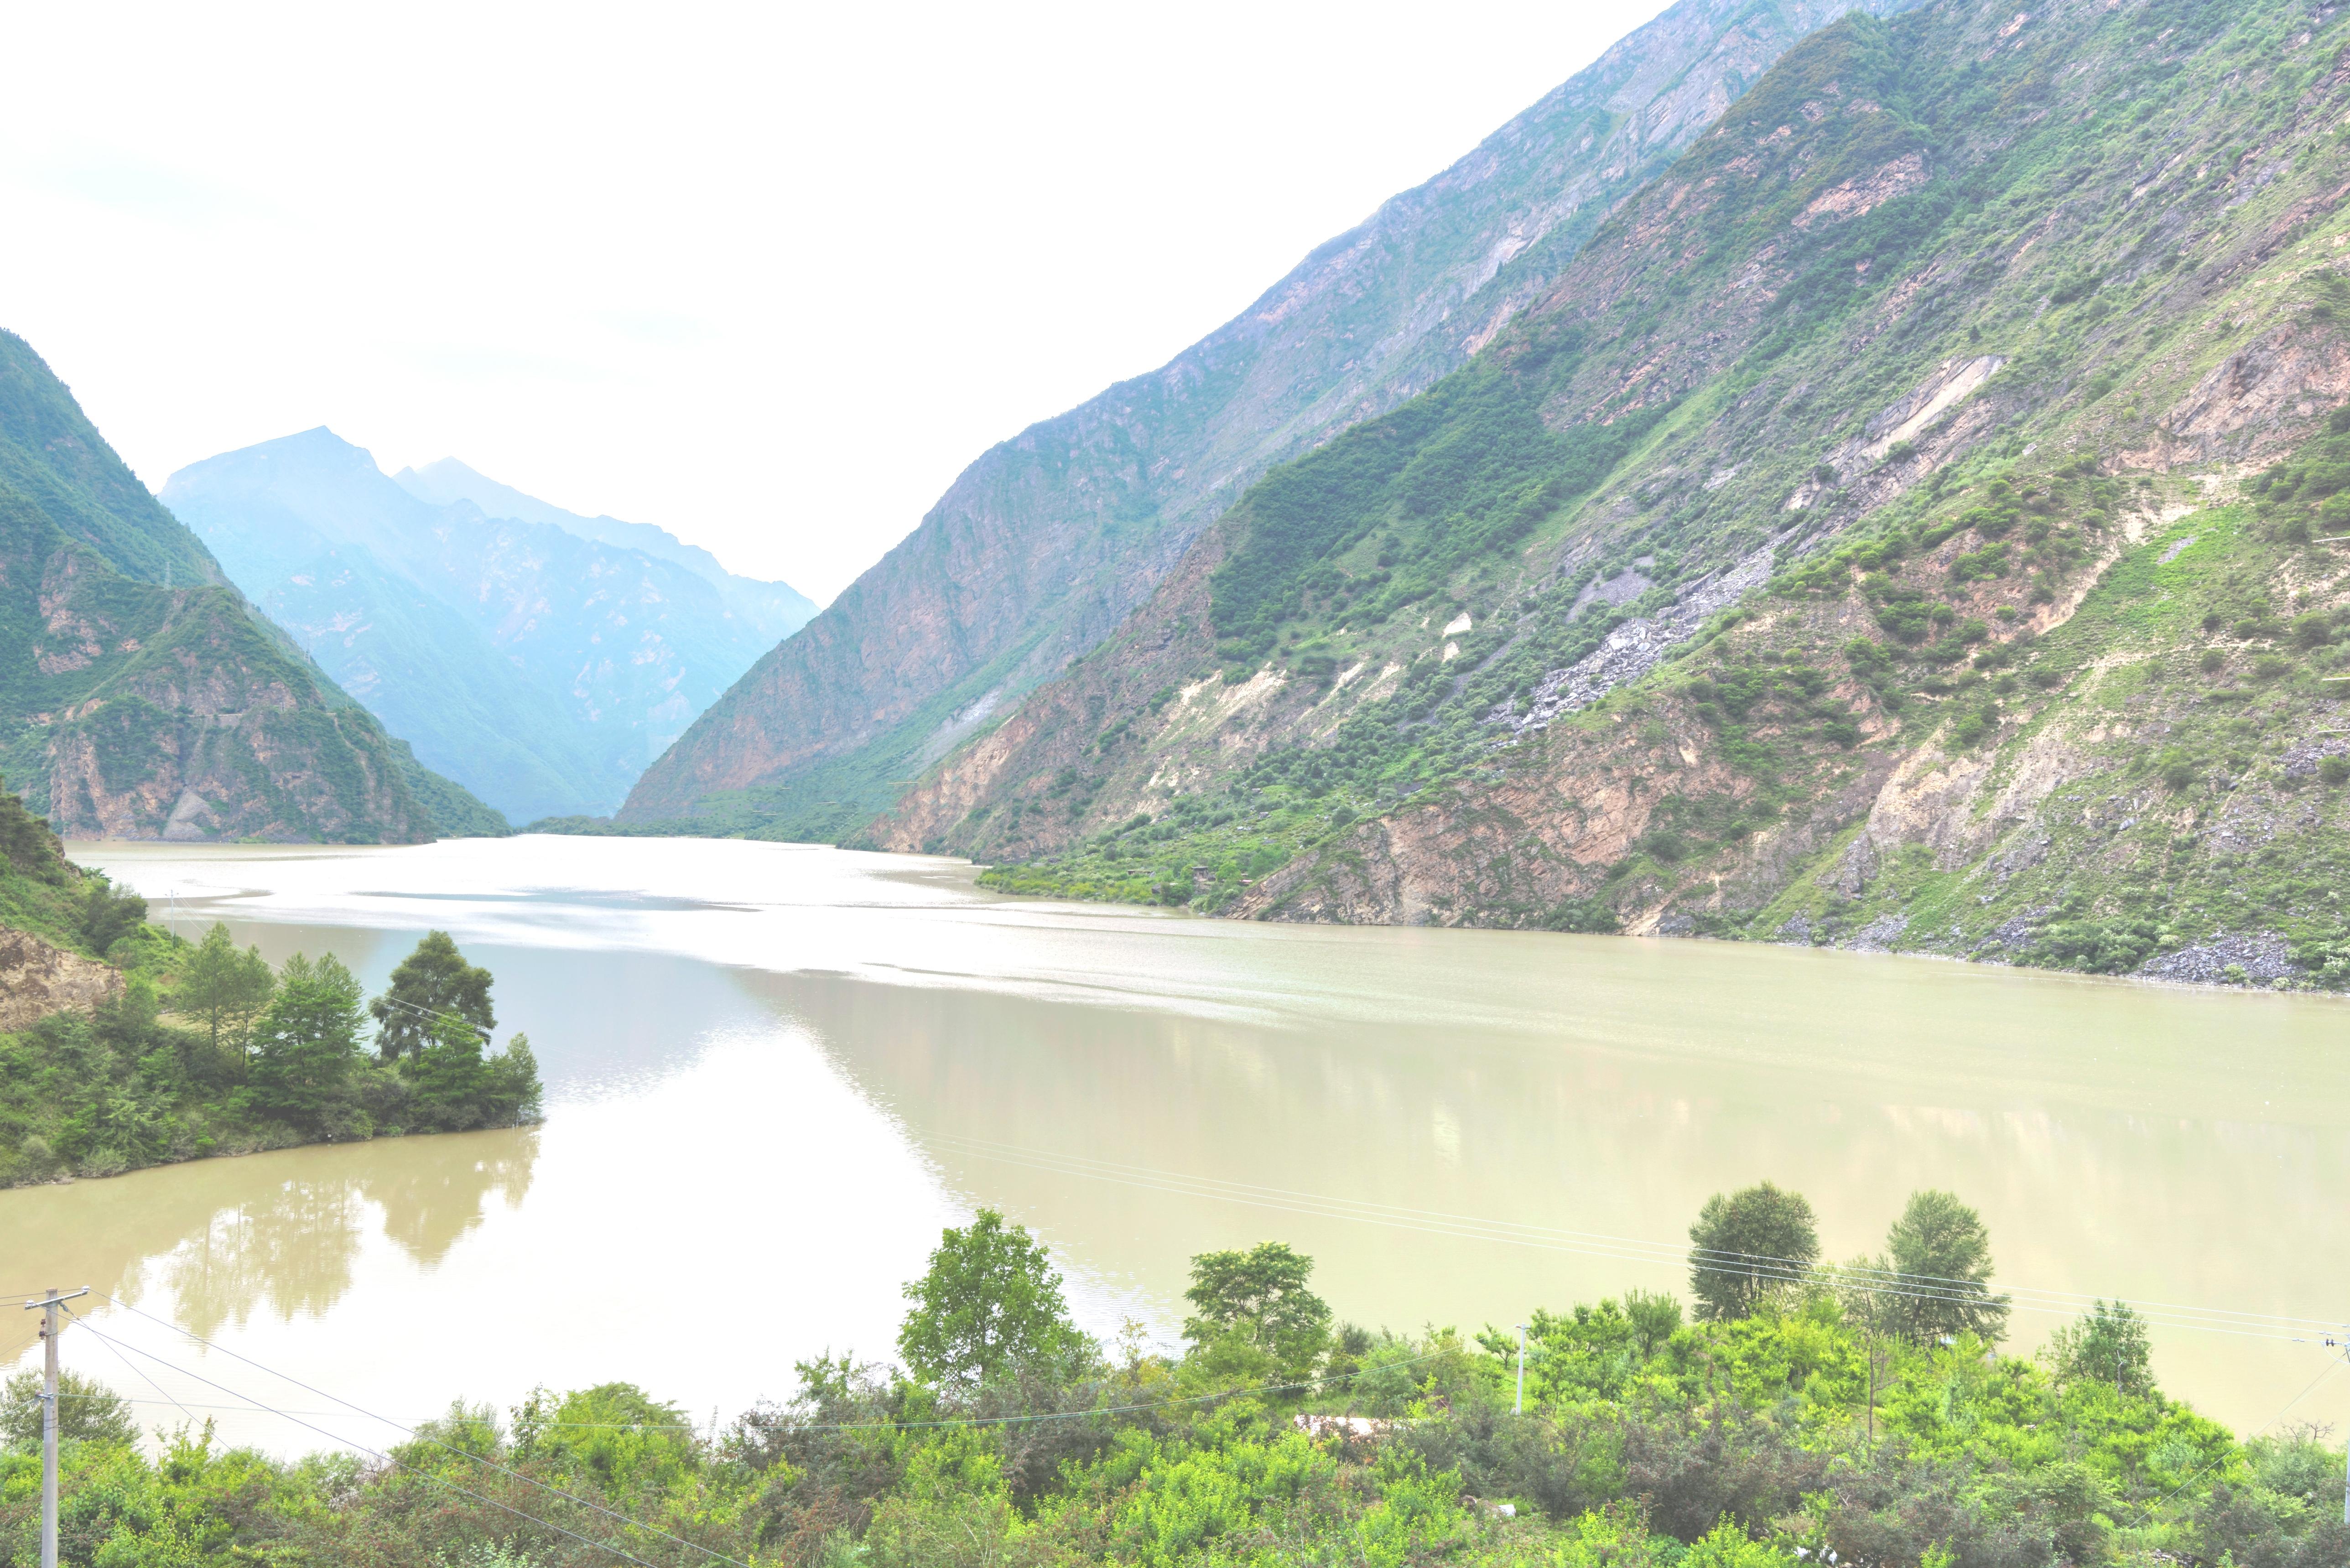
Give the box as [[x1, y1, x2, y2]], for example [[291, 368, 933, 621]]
[[73, 1323, 669, 1568], [97, 1288, 1452, 1438], [76, 1304, 197, 1430], [94, 1294, 758, 1568], [2126, 1350, 2348, 1527], [727, 1347, 1462, 1436], [934, 1136, 2341, 1345], [372, 995, 493, 1039]]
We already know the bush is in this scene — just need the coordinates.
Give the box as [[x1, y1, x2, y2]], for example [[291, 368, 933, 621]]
[[2320, 756, 2350, 786], [0, 1369, 136, 1448], [2029, 917, 2163, 973], [78, 878, 147, 956]]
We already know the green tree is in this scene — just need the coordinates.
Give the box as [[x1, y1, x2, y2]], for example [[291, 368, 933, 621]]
[[78, 876, 147, 956], [249, 953, 365, 1135], [481, 1033, 544, 1127], [0, 1369, 137, 1448], [1883, 1188, 2011, 1345], [177, 923, 275, 1064], [1182, 1241, 1332, 1376], [2043, 1299, 2150, 1395], [0, 779, 67, 883], [369, 931, 494, 1063], [1687, 1181, 1819, 1321], [403, 1010, 494, 1132], [897, 1210, 1085, 1387]]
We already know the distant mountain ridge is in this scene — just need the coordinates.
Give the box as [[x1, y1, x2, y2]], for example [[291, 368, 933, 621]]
[[0, 332, 495, 843], [392, 457, 815, 644], [619, 0, 1923, 835], [165, 432, 816, 823]]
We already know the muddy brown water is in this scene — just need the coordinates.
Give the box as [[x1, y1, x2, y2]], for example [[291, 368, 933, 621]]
[[11, 835, 2343, 1452]]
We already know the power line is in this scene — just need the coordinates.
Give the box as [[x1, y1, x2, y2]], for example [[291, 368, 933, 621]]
[[2128, 1350, 2347, 1527], [372, 995, 493, 1039], [73, 1323, 668, 1568], [94, 1294, 757, 1568], [79, 1313, 197, 1430], [94, 1290, 1452, 1437]]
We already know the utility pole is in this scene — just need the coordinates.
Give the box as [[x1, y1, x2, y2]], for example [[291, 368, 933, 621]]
[[1514, 1324, 1529, 1415], [2335, 1331, 2350, 1528], [25, 1287, 88, 1568], [1866, 1289, 1877, 1449]]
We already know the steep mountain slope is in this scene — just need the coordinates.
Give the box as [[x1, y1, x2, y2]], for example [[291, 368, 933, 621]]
[[884, 0, 2350, 990], [0, 336, 217, 591], [166, 431, 804, 822], [0, 332, 491, 843], [618, 0, 1923, 838], [391, 457, 816, 644]]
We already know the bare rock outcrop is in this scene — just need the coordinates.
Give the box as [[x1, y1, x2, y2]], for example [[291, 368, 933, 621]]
[[0, 930, 120, 1033]]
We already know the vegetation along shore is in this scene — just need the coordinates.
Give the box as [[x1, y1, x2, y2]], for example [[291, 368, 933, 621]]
[[0, 1186, 2336, 1565], [0, 780, 541, 1186]]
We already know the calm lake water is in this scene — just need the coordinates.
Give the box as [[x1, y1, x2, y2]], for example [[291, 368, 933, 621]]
[[13, 835, 2347, 1453]]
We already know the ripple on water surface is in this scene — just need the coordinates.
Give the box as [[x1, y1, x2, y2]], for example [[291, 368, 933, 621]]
[[15, 833, 2342, 1450]]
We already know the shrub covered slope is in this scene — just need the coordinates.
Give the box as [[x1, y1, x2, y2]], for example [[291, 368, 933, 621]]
[[880, 0, 2350, 989]]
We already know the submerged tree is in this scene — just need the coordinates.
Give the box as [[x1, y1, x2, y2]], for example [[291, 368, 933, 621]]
[[899, 1210, 1086, 1388], [369, 931, 495, 1062], [1687, 1181, 1819, 1321], [1883, 1188, 2011, 1345]]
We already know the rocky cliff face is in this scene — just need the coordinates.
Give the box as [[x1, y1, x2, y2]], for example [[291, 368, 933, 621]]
[[167, 430, 806, 823], [0, 333, 482, 844], [881, 0, 2350, 991], [0, 928, 120, 1032], [619, 0, 1923, 839]]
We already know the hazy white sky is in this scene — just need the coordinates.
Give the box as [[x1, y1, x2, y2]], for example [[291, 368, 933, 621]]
[[2, 1, 1668, 602]]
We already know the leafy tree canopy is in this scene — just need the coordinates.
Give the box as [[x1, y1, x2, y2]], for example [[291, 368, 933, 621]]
[[1687, 1181, 1819, 1321], [178, 922, 274, 1057], [898, 1210, 1085, 1388], [370, 930, 494, 1062], [1182, 1241, 1333, 1375], [0, 1369, 136, 1449], [2043, 1298, 2152, 1397], [249, 952, 365, 1136], [1884, 1188, 2011, 1345], [78, 876, 146, 957]]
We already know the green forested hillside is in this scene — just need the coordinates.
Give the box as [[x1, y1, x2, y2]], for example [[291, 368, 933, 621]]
[[617, 0, 1926, 838], [0, 332, 499, 841], [886, 0, 2350, 989], [0, 334, 218, 589]]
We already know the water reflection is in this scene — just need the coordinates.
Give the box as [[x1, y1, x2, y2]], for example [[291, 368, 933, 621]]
[[29, 836, 2350, 1445], [0, 1129, 537, 1337], [749, 965, 2350, 1433]]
